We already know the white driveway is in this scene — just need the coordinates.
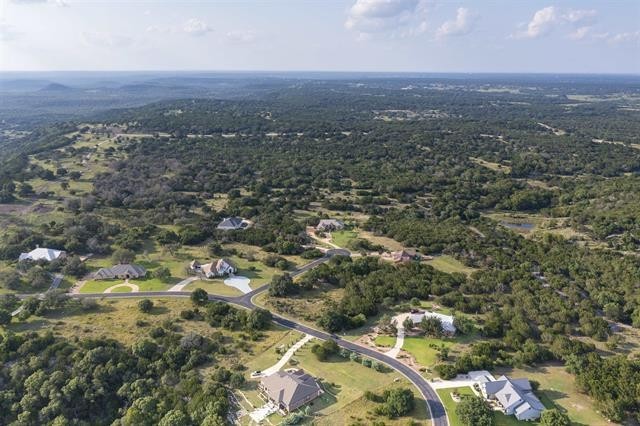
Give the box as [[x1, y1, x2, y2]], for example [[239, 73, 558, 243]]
[[384, 312, 410, 358], [258, 334, 314, 377], [168, 276, 198, 292], [224, 275, 252, 294]]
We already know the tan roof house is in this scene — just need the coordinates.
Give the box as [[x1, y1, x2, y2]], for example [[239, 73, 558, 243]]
[[259, 369, 323, 413], [200, 258, 236, 278]]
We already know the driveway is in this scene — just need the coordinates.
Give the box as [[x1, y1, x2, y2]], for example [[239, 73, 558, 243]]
[[258, 334, 314, 377], [385, 312, 410, 358], [224, 276, 252, 294], [168, 276, 198, 292]]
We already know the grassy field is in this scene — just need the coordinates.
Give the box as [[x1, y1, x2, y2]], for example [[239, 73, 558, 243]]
[[470, 157, 512, 174], [184, 279, 243, 296], [242, 336, 430, 425], [331, 229, 358, 248], [375, 335, 455, 366], [425, 255, 478, 276], [80, 277, 173, 293]]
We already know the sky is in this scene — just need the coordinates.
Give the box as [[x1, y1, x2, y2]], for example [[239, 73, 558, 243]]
[[0, 0, 639, 74]]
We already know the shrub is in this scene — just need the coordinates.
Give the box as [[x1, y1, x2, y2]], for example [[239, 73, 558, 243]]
[[138, 299, 153, 313]]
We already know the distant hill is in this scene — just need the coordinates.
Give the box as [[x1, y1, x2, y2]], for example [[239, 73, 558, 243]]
[[39, 82, 73, 92]]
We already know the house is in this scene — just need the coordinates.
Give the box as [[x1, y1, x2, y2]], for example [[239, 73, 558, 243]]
[[408, 310, 456, 335], [391, 250, 420, 263], [94, 264, 146, 280], [19, 247, 66, 262], [481, 375, 544, 421], [315, 219, 345, 232], [259, 369, 323, 413], [200, 258, 236, 278], [216, 217, 247, 230]]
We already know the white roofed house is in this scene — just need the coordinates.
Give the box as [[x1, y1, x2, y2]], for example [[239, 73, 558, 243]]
[[481, 375, 545, 421], [201, 258, 236, 278], [19, 247, 67, 262], [408, 311, 456, 335], [216, 217, 248, 230]]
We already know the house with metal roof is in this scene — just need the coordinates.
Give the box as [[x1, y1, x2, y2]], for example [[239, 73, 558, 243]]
[[216, 217, 248, 230], [408, 310, 457, 335], [19, 247, 67, 262], [259, 369, 323, 413], [94, 264, 146, 280], [481, 375, 544, 421]]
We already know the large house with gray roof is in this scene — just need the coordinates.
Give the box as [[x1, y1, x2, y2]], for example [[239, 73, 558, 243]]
[[94, 264, 146, 280], [259, 369, 323, 413], [480, 375, 544, 421]]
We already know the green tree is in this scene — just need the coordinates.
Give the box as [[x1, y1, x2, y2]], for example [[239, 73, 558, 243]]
[[153, 267, 171, 282], [191, 288, 209, 306], [540, 409, 571, 426], [0, 309, 11, 326], [456, 395, 494, 426], [112, 248, 136, 264]]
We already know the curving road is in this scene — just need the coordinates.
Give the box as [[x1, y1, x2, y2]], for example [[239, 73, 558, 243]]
[[69, 248, 448, 426]]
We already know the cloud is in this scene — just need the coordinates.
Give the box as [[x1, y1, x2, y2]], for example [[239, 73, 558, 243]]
[[515, 6, 598, 39], [0, 22, 21, 42], [517, 6, 558, 39], [562, 9, 596, 24], [436, 7, 475, 39], [225, 30, 256, 44], [608, 30, 640, 44], [568, 26, 591, 41], [183, 18, 213, 36], [345, 0, 428, 37], [81, 32, 133, 48]]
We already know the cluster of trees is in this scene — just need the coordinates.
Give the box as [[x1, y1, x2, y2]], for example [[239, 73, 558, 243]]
[[364, 388, 415, 418]]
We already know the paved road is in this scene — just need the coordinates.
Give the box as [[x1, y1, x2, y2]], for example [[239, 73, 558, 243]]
[[69, 248, 448, 426]]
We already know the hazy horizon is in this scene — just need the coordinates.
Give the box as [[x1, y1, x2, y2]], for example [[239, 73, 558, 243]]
[[1, 0, 639, 74]]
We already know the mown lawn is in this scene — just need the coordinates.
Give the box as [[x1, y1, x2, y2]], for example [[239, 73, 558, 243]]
[[425, 255, 477, 276], [375, 335, 455, 366], [437, 386, 476, 426], [493, 365, 614, 426], [331, 230, 358, 248], [247, 339, 429, 425], [80, 278, 173, 293], [184, 279, 243, 297]]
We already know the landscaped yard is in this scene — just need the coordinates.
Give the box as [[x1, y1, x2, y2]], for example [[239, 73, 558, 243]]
[[437, 386, 476, 426], [242, 336, 430, 425], [493, 365, 614, 426]]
